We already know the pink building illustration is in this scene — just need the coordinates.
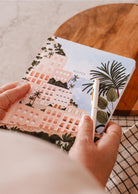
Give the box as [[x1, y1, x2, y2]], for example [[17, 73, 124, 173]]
[[53, 68, 72, 83], [27, 67, 72, 87], [50, 53, 68, 69], [35, 53, 68, 73], [27, 54, 70, 85], [27, 70, 50, 86], [1, 50, 88, 137], [2, 102, 87, 137]]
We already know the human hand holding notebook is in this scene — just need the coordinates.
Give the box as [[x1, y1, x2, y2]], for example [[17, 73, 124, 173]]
[[0, 82, 30, 120], [69, 114, 122, 186], [0, 84, 122, 187], [0, 36, 135, 150]]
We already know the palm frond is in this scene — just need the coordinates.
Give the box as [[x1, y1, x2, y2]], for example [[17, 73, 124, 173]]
[[82, 60, 129, 96], [87, 87, 93, 94], [116, 74, 130, 88], [82, 83, 93, 92]]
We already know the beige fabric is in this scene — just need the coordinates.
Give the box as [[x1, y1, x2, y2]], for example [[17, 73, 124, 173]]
[[0, 130, 104, 194]]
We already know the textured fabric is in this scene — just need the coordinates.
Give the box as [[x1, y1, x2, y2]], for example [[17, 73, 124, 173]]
[[0, 130, 104, 194], [106, 119, 138, 194], [111, 115, 138, 133]]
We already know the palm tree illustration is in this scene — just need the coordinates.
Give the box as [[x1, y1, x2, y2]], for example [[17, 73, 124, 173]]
[[48, 51, 54, 58], [69, 83, 75, 89], [28, 90, 42, 106], [25, 95, 34, 107], [42, 38, 66, 58], [71, 74, 79, 82], [54, 43, 66, 56], [69, 99, 78, 107], [82, 60, 130, 97], [29, 96, 35, 104], [22, 77, 29, 81], [33, 90, 42, 105]]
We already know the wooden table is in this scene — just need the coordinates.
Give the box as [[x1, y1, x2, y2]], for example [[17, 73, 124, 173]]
[[54, 3, 138, 115]]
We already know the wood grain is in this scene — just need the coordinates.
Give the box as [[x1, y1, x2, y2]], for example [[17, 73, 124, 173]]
[[54, 3, 138, 115]]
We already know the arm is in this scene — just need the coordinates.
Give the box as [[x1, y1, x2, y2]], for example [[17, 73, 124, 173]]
[[0, 82, 121, 187]]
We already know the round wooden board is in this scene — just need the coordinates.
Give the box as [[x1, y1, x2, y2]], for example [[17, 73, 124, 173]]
[[54, 3, 138, 115]]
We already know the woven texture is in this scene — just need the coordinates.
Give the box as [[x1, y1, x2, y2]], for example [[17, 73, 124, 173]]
[[106, 116, 138, 193]]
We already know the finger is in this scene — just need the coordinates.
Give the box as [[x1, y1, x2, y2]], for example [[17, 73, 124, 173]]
[[75, 114, 94, 144], [0, 81, 19, 94], [0, 83, 30, 111], [97, 121, 122, 153]]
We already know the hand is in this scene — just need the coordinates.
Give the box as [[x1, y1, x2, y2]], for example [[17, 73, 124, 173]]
[[0, 81, 30, 120], [69, 115, 122, 187]]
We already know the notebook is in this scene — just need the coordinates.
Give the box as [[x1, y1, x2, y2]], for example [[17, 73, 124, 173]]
[[0, 36, 135, 150]]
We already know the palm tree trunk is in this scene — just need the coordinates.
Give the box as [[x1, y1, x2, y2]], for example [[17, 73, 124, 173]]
[[32, 97, 36, 106]]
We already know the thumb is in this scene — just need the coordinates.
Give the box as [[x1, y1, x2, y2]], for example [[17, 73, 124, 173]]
[[0, 82, 30, 120], [0, 82, 30, 110], [97, 121, 122, 155], [75, 115, 94, 145]]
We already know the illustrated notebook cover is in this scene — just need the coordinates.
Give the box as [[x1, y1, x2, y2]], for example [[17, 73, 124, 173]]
[[0, 36, 135, 150]]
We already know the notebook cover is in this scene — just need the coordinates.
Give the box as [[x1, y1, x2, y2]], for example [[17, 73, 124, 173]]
[[0, 36, 135, 149]]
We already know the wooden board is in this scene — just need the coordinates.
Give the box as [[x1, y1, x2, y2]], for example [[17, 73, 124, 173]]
[[54, 3, 138, 115]]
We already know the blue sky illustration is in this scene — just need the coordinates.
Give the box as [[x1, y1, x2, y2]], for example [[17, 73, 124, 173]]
[[68, 75, 93, 115], [57, 37, 135, 79], [56, 37, 136, 134]]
